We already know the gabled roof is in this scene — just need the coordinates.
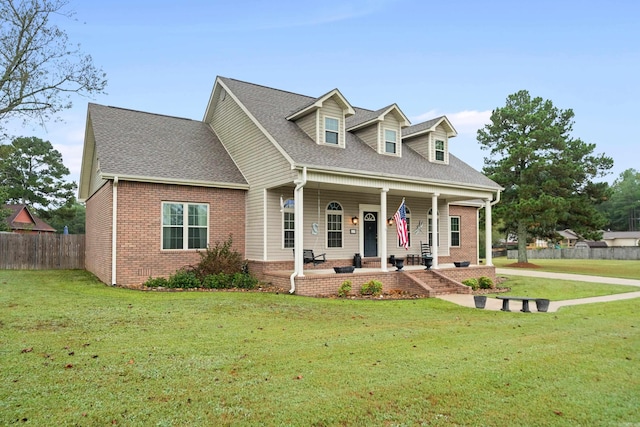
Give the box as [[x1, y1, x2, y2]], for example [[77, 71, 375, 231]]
[[346, 103, 410, 131], [286, 88, 355, 121], [3, 204, 56, 232], [403, 115, 458, 139], [215, 77, 501, 190], [602, 230, 640, 239], [79, 104, 248, 199]]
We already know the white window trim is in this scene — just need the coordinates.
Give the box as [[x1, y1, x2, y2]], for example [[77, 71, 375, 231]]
[[282, 198, 295, 249], [450, 215, 461, 248], [161, 202, 209, 251], [323, 115, 341, 146], [434, 139, 448, 163], [383, 127, 399, 155], [326, 201, 344, 248]]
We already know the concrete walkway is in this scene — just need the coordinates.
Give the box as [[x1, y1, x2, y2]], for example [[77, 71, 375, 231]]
[[437, 268, 640, 313]]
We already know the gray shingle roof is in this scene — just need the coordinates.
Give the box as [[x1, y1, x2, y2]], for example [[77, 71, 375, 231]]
[[88, 103, 247, 186], [218, 77, 500, 190]]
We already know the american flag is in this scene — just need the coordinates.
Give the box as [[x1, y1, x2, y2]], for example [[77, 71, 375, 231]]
[[393, 200, 409, 250]]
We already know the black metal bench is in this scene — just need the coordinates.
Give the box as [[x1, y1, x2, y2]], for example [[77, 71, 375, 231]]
[[496, 296, 549, 312], [302, 249, 326, 266]]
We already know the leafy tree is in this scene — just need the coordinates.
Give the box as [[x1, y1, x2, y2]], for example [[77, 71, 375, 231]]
[[0, 136, 76, 209], [477, 90, 613, 263], [37, 199, 84, 233], [0, 185, 9, 231], [598, 169, 640, 231], [0, 0, 106, 132]]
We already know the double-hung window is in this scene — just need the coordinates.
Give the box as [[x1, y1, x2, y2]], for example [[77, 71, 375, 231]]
[[450, 216, 461, 247], [385, 129, 397, 154], [283, 198, 295, 248], [325, 117, 339, 145], [435, 140, 445, 161], [326, 202, 343, 248], [162, 202, 208, 250]]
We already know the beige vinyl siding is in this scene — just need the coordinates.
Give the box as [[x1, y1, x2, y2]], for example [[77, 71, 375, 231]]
[[296, 111, 317, 143], [210, 92, 293, 260], [403, 133, 429, 160], [353, 124, 378, 151], [432, 125, 449, 164], [380, 115, 401, 156], [90, 142, 108, 197]]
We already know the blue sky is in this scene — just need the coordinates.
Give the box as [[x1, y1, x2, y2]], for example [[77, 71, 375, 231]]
[[6, 0, 639, 186]]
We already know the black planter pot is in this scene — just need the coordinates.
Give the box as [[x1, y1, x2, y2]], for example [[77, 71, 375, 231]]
[[423, 256, 433, 270], [536, 298, 550, 312], [395, 259, 404, 271], [474, 295, 487, 309]]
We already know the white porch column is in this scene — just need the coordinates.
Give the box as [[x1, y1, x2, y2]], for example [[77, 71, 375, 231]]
[[485, 198, 493, 266], [380, 188, 389, 272], [295, 185, 304, 276], [431, 193, 439, 269]]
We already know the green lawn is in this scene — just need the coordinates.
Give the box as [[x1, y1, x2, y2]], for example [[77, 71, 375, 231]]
[[493, 257, 640, 280], [1, 270, 639, 426]]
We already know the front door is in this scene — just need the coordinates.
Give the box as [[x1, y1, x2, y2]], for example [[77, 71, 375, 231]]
[[363, 211, 378, 257]]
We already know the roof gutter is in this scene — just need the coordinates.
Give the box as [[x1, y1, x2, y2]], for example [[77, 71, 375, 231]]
[[289, 167, 307, 294]]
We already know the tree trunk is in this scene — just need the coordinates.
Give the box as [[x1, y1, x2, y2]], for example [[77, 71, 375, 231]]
[[517, 221, 528, 263]]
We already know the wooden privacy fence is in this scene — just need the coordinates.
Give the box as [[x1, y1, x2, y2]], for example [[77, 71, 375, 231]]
[[0, 234, 85, 270]]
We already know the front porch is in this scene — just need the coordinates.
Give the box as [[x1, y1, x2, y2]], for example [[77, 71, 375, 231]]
[[251, 259, 495, 297]]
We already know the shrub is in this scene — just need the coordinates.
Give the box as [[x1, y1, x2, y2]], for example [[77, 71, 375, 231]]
[[360, 279, 383, 296], [201, 272, 258, 290], [201, 273, 231, 289], [168, 269, 201, 289], [338, 280, 352, 298], [231, 272, 258, 290], [144, 276, 169, 288], [462, 278, 479, 290], [191, 235, 245, 280], [478, 276, 495, 290]]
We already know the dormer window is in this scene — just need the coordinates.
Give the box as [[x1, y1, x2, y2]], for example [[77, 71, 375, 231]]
[[385, 129, 397, 154], [324, 117, 339, 145], [435, 140, 445, 161]]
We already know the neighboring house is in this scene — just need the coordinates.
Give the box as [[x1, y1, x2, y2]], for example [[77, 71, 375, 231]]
[[79, 76, 502, 293], [557, 229, 582, 248], [2, 204, 56, 234], [601, 231, 640, 247]]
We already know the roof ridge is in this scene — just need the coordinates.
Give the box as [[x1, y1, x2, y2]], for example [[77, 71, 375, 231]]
[[220, 76, 316, 102], [89, 103, 197, 122]]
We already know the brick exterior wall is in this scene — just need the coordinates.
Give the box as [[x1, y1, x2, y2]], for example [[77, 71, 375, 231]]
[[85, 182, 113, 284], [440, 205, 478, 264], [85, 180, 246, 286]]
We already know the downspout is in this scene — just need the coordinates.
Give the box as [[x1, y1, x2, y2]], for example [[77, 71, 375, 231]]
[[289, 167, 307, 294], [483, 190, 501, 267], [111, 176, 118, 286]]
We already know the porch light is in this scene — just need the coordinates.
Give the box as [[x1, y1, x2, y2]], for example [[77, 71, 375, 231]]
[[387, 217, 394, 226], [351, 216, 359, 225]]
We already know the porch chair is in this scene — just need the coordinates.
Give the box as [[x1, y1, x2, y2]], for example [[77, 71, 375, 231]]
[[294, 249, 327, 266], [420, 241, 433, 269]]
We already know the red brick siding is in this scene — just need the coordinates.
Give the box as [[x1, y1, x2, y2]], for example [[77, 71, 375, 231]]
[[440, 205, 478, 264], [85, 183, 113, 284], [85, 180, 246, 286]]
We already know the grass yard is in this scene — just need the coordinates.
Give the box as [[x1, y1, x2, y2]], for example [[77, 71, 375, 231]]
[[1, 270, 639, 426], [493, 257, 640, 280]]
